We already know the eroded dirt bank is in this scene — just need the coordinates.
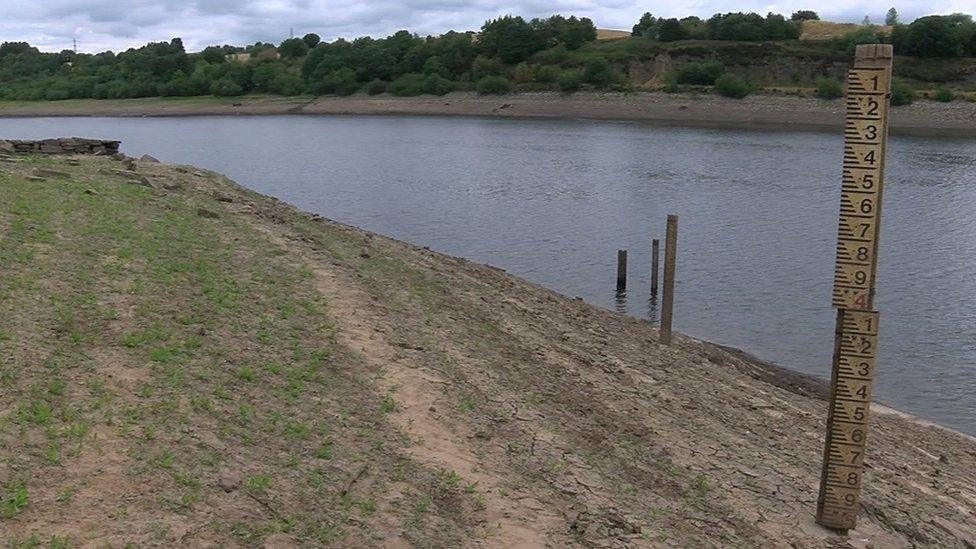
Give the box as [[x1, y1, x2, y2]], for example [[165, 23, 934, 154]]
[[1, 154, 974, 547], [2, 92, 976, 136]]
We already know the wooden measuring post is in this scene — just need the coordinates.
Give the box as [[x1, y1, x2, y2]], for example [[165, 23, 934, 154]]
[[660, 215, 677, 344], [651, 239, 660, 296], [816, 44, 893, 532], [616, 250, 628, 291]]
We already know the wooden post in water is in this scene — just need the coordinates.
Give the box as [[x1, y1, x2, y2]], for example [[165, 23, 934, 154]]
[[651, 239, 660, 296], [816, 44, 893, 532], [660, 215, 678, 344], [616, 250, 628, 292]]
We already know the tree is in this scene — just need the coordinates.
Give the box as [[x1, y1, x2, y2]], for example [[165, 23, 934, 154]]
[[764, 13, 800, 40], [707, 13, 768, 41], [632, 12, 658, 38], [892, 14, 976, 57], [278, 37, 309, 59], [200, 46, 226, 64], [885, 8, 899, 26], [559, 16, 597, 50], [582, 57, 612, 87], [658, 19, 688, 42], [791, 11, 819, 21], [0, 42, 37, 58], [302, 33, 321, 49], [862, 16, 871, 25], [479, 16, 540, 63], [680, 17, 709, 39]]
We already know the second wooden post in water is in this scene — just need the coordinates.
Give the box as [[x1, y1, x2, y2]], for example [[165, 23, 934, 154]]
[[651, 239, 660, 296], [660, 215, 677, 344]]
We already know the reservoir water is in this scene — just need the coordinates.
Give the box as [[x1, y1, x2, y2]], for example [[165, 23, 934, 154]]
[[3, 115, 974, 435]]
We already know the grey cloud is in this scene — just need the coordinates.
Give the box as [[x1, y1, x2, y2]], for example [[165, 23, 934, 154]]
[[0, 0, 969, 53]]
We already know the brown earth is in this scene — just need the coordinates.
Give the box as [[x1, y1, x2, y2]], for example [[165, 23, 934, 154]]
[[2, 92, 976, 137], [1, 155, 975, 547]]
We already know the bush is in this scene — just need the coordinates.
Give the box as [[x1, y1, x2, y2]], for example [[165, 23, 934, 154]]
[[933, 87, 955, 102], [389, 73, 428, 96], [674, 62, 724, 85], [309, 68, 359, 96], [534, 65, 560, 83], [890, 79, 915, 106], [425, 74, 454, 96], [365, 79, 387, 95], [514, 62, 534, 84], [582, 57, 612, 88], [714, 73, 749, 98], [815, 78, 843, 99], [558, 69, 582, 92], [210, 78, 243, 97], [476, 75, 513, 95]]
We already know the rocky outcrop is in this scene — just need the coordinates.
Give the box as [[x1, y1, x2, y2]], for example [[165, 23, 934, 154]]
[[0, 137, 120, 156]]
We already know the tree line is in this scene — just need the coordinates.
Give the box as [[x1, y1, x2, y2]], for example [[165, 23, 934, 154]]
[[0, 11, 973, 102]]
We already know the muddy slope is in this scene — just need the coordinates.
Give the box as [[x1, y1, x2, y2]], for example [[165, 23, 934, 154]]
[[1, 155, 974, 547]]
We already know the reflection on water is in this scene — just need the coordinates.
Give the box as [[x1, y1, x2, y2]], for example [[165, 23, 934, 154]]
[[1, 115, 974, 435]]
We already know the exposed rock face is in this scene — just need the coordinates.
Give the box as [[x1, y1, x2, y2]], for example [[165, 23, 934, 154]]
[[0, 138, 121, 156]]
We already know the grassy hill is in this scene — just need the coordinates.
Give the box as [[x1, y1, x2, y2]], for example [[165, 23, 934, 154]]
[[1, 153, 975, 546]]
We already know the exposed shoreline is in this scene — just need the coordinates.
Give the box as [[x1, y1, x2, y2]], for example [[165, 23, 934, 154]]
[[3, 91, 976, 136], [3, 152, 974, 545]]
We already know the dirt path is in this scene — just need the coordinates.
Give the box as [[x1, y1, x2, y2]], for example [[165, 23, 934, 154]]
[[256, 225, 567, 547]]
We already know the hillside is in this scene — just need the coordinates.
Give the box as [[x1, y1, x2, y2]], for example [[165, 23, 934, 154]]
[[1, 152, 975, 547]]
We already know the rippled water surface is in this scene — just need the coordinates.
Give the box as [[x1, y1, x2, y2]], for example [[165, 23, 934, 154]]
[[3, 115, 975, 435]]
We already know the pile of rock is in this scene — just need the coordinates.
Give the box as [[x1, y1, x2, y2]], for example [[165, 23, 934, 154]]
[[0, 138, 121, 156]]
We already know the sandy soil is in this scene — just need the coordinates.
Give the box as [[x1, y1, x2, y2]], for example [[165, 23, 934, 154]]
[[1, 155, 974, 547], [2, 92, 976, 136]]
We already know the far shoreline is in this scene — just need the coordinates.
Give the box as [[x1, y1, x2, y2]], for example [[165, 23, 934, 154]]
[[3, 91, 976, 137]]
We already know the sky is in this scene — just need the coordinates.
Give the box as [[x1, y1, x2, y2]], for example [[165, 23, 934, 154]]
[[1, 0, 973, 54]]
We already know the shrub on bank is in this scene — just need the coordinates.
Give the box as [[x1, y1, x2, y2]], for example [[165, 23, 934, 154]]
[[815, 78, 843, 99], [365, 79, 387, 95], [389, 73, 429, 96], [890, 79, 916, 106], [476, 75, 513, 95], [674, 61, 725, 85], [309, 68, 360, 96], [558, 69, 582, 92], [583, 57, 613, 88], [534, 65, 560, 83], [210, 79, 244, 97], [714, 73, 750, 98], [425, 74, 455, 96], [933, 87, 955, 102]]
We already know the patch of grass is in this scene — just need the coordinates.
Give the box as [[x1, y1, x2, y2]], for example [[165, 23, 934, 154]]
[[1, 479, 29, 518], [245, 474, 271, 492], [379, 395, 397, 414]]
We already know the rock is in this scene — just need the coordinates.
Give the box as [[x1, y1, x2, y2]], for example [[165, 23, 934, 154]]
[[25, 176, 45, 182], [140, 154, 160, 163], [197, 208, 220, 219], [122, 159, 136, 171], [0, 140, 13, 153], [112, 153, 126, 161], [213, 193, 234, 203], [217, 470, 242, 492], [126, 176, 153, 188], [162, 182, 184, 191], [84, 188, 98, 195], [65, 159, 80, 166], [32, 168, 70, 179], [263, 533, 299, 549]]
